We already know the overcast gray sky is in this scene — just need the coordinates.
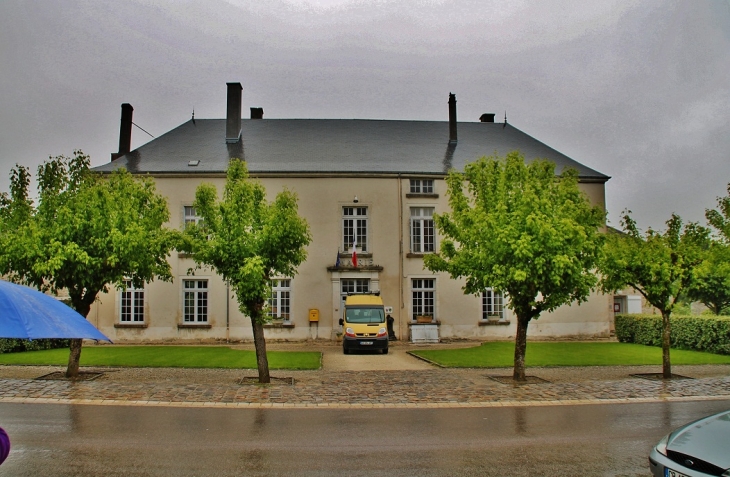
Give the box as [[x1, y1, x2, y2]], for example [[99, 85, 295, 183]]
[[1, 0, 729, 231]]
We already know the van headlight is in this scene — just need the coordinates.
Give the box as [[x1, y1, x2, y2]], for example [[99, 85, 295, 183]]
[[345, 327, 356, 338], [377, 327, 387, 338]]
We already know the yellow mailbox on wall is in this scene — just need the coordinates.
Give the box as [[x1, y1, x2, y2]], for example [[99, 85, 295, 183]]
[[309, 309, 319, 322]]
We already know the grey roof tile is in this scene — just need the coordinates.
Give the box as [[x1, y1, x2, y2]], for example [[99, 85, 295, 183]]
[[93, 119, 609, 181]]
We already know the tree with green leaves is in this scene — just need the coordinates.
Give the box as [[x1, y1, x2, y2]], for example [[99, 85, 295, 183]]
[[686, 243, 730, 315], [688, 183, 730, 316], [706, 183, 730, 241], [0, 151, 179, 377], [183, 159, 311, 383], [599, 213, 710, 378], [424, 152, 605, 381]]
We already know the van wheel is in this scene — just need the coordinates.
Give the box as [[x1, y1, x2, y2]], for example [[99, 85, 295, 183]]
[[343, 346, 349, 355], [382, 348, 389, 355]]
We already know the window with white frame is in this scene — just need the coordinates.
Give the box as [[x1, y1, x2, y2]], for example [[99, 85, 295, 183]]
[[410, 179, 434, 194], [183, 206, 204, 228], [341, 278, 370, 295], [267, 279, 291, 320], [482, 288, 505, 320], [412, 278, 435, 320], [183, 279, 208, 322], [342, 206, 368, 252], [120, 279, 144, 322], [411, 207, 435, 253]]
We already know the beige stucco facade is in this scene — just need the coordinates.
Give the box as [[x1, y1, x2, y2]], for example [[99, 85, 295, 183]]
[[90, 174, 612, 343]]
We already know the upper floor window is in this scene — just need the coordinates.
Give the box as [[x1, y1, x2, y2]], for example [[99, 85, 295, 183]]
[[183, 279, 208, 323], [482, 289, 505, 320], [184, 206, 204, 228], [343, 206, 368, 252], [120, 279, 144, 322], [410, 179, 434, 194], [267, 279, 291, 320], [410, 207, 435, 253]]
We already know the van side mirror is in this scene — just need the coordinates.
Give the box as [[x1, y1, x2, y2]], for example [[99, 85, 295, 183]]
[[339, 318, 344, 326]]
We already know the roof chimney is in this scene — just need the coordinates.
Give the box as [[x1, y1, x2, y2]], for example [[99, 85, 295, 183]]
[[448, 93, 457, 143], [111, 103, 133, 161], [226, 82, 243, 143], [250, 107, 263, 120], [479, 113, 495, 123]]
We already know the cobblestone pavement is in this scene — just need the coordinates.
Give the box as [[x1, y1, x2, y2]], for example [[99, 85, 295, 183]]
[[1, 342, 729, 409]]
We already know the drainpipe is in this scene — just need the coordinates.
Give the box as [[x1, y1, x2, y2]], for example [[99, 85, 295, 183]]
[[397, 173, 404, 341]]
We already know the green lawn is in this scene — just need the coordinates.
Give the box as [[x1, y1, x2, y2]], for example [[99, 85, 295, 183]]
[[0, 346, 321, 370], [410, 342, 730, 368]]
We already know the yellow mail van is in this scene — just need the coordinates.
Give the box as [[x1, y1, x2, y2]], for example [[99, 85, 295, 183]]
[[341, 293, 388, 354]]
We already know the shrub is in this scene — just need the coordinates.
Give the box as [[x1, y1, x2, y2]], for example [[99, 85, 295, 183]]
[[615, 314, 638, 343], [615, 314, 730, 355], [0, 338, 70, 354]]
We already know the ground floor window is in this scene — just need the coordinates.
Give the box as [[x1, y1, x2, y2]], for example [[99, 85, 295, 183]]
[[120, 280, 144, 322], [183, 279, 208, 322], [482, 288, 504, 320], [412, 278, 435, 320], [267, 279, 291, 320]]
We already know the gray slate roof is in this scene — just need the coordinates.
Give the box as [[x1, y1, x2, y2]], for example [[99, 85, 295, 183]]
[[93, 119, 608, 182]]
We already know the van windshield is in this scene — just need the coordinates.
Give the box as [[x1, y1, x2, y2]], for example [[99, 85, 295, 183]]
[[345, 307, 385, 324]]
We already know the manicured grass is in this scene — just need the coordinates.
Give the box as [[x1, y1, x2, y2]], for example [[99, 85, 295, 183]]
[[0, 346, 321, 370], [410, 342, 730, 368]]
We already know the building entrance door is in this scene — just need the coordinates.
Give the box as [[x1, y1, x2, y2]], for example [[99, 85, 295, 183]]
[[340, 279, 371, 321]]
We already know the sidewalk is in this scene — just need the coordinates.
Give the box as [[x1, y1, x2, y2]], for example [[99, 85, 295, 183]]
[[1, 342, 729, 409]]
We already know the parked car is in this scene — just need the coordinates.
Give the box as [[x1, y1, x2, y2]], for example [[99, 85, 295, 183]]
[[649, 409, 730, 477]]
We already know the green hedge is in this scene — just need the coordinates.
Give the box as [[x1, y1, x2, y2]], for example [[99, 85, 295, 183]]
[[615, 314, 730, 355], [0, 338, 70, 354]]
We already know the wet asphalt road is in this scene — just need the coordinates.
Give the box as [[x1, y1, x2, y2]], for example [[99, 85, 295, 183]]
[[1, 399, 729, 476]]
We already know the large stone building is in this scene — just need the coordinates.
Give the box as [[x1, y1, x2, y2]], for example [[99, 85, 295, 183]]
[[91, 82, 612, 343]]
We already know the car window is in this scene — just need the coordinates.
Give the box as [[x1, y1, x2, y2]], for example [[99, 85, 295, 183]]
[[345, 308, 384, 323]]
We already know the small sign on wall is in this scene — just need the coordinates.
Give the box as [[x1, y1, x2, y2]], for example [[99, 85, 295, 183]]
[[384, 306, 393, 314], [613, 303, 621, 313]]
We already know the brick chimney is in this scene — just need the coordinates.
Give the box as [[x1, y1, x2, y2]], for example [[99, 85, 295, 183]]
[[479, 113, 495, 123], [111, 103, 133, 161], [226, 82, 243, 143], [448, 93, 457, 143], [250, 107, 263, 119]]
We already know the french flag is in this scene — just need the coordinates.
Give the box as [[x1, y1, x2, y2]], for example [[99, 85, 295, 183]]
[[351, 238, 358, 268]]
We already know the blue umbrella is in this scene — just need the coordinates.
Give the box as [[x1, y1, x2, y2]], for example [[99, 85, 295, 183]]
[[0, 280, 111, 341]]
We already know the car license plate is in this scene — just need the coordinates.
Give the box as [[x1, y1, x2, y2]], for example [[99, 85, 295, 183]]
[[360, 341, 373, 345], [666, 468, 689, 477]]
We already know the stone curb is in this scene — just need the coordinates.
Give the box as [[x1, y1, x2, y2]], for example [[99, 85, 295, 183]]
[[2, 394, 729, 409]]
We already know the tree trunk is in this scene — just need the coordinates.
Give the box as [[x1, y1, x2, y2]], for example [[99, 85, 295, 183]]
[[66, 339, 83, 378], [513, 315, 530, 382], [251, 318, 271, 384], [661, 310, 672, 379], [66, 300, 92, 379]]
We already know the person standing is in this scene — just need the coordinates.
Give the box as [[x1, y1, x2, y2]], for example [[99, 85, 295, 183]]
[[386, 314, 397, 340]]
